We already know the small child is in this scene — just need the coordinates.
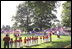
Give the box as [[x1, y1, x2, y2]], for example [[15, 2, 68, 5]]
[[29, 37, 31, 46], [14, 37, 18, 48], [32, 36, 34, 44], [34, 37, 37, 45], [9, 38, 13, 48], [43, 36, 46, 43], [40, 36, 42, 43], [24, 37, 26, 45], [45, 35, 48, 42], [44, 35, 48, 42], [36, 36, 38, 44], [26, 37, 29, 46], [19, 37, 22, 47]]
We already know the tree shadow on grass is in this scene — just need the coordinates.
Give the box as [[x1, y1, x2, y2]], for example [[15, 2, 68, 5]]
[[22, 40, 71, 48], [46, 40, 71, 48], [23, 44, 40, 48]]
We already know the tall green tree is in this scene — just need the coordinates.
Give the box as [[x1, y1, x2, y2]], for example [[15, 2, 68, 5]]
[[1, 25, 11, 31], [12, 2, 33, 31], [1, 25, 6, 30], [61, 1, 71, 27], [12, 1, 57, 31], [5, 25, 10, 30], [27, 1, 57, 30]]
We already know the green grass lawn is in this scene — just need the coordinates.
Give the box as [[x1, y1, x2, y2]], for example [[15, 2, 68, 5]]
[[1, 34, 71, 48]]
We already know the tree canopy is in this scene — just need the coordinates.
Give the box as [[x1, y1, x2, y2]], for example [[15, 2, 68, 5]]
[[12, 1, 57, 31], [61, 1, 71, 27]]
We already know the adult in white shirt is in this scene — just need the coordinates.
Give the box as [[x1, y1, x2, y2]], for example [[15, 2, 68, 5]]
[[57, 31, 60, 38]]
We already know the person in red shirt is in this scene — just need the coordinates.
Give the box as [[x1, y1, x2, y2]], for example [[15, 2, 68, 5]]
[[43, 36, 46, 43], [34, 37, 36, 45], [32, 36, 36, 45], [49, 32, 52, 42], [36, 36, 38, 44], [46, 35, 48, 42], [32, 36, 34, 44], [3, 34, 10, 48], [43, 36, 45, 40], [32, 36, 35, 45], [9, 38, 13, 48], [14, 37, 18, 48], [40, 36, 42, 39], [40, 36, 42, 43], [24, 37, 27, 44], [19, 37, 22, 47], [26, 37, 29, 46], [28, 37, 31, 46], [45, 35, 48, 42]]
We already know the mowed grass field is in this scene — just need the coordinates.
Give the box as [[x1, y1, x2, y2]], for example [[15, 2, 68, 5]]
[[1, 33, 71, 48]]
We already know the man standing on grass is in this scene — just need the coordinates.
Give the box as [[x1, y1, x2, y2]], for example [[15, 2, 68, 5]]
[[49, 31, 52, 42], [57, 30, 60, 38], [3, 34, 10, 48]]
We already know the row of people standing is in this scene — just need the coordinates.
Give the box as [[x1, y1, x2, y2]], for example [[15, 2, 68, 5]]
[[3, 34, 51, 48], [24, 35, 50, 46]]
